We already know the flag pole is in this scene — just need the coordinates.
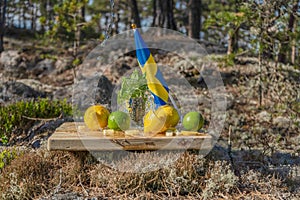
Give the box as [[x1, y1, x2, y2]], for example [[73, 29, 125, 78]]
[[169, 93, 182, 122], [131, 24, 182, 121]]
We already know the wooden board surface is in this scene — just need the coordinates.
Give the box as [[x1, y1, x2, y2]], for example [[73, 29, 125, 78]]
[[48, 122, 212, 151]]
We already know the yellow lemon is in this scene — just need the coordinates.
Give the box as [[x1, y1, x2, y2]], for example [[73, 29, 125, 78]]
[[143, 110, 166, 134], [144, 105, 179, 134], [156, 105, 180, 127], [84, 105, 110, 130]]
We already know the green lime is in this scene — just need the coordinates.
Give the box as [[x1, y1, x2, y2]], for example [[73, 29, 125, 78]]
[[108, 111, 131, 131], [182, 111, 204, 131]]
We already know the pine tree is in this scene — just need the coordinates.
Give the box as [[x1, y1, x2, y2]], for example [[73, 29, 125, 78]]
[[130, 0, 141, 28], [152, 0, 177, 30], [242, 0, 294, 105], [204, 0, 245, 54], [44, 0, 90, 56], [188, 0, 202, 39], [0, 0, 7, 53]]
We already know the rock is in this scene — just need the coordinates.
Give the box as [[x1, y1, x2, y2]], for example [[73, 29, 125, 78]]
[[174, 59, 193, 71], [95, 75, 114, 106], [17, 79, 60, 94], [41, 193, 83, 200], [249, 100, 258, 105], [0, 81, 46, 103], [0, 50, 27, 78], [169, 56, 180, 64], [30, 59, 55, 77], [17, 61, 29, 78], [0, 98, 4, 105], [256, 111, 271, 122], [0, 50, 21, 69], [31, 139, 41, 148], [107, 62, 132, 84], [54, 57, 73, 75], [273, 116, 291, 129], [226, 93, 235, 109], [53, 87, 73, 101], [73, 75, 114, 110]]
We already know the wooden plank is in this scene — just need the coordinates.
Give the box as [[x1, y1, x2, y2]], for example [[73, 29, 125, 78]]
[[48, 122, 212, 151]]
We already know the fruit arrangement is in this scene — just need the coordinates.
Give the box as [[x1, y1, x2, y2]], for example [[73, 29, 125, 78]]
[[83, 104, 205, 136]]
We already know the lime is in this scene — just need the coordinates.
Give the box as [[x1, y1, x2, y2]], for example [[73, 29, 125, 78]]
[[84, 105, 110, 130], [108, 111, 131, 131], [182, 111, 204, 131]]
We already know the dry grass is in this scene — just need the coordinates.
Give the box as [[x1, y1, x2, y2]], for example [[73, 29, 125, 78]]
[[1, 148, 298, 199], [0, 150, 84, 199]]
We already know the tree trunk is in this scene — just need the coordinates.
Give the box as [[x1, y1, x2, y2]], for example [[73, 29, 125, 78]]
[[152, 0, 177, 30], [0, 0, 3, 53], [104, 14, 109, 33], [6, 6, 12, 28], [81, 5, 85, 20], [152, 0, 157, 26], [227, 35, 233, 55], [40, 0, 47, 32], [22, 3, 26, 29], [227, 0, 239, 55], [115, 12, 120, 34], [233, 27, 239, 52], [227, 28, 239, 55], [48, 0, 54, 29], [279, 0, 298, 64], [291, 19, 296, 64], [188, 0, 201, 39], [258, 40, 263, 106], [0, 0, 7, 53], [290, 0, 298, 64], [74, 2, 86, 57], [130, 0, 141, 28], [30, 2, 36, 32]]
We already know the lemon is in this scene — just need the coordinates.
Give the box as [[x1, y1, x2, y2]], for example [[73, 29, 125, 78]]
[[144, 105, 179, 134], [144, 110, 165, 134], [182, 111, 204, 131], [108, 111, 131, 131], [156, 105, 180, 127], [84, 105, 110, 130]]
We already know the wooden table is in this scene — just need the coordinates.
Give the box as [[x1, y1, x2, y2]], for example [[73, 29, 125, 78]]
[[47, 122, 212, 151]]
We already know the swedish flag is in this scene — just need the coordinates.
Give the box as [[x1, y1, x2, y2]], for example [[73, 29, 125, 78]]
[[132, 25, 169, 108]]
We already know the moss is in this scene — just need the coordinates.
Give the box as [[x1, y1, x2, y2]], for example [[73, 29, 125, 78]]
[[0, 98, 73, 144], [0, 149, 23, 171], [202, 161, 238, 199]]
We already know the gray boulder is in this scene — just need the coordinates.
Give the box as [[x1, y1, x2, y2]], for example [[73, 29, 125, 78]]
[[0, 50, 21, 69], [54, 57, 73, 75], [73, 75, 114, 111], [0, 81, 46, 103], [30, 59, 55, 77], [0, 50, 27, 78], [95, 75, 113, 105]]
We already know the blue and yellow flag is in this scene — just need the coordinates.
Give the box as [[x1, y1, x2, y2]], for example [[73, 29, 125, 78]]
[[132, 25, 169, 108]]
